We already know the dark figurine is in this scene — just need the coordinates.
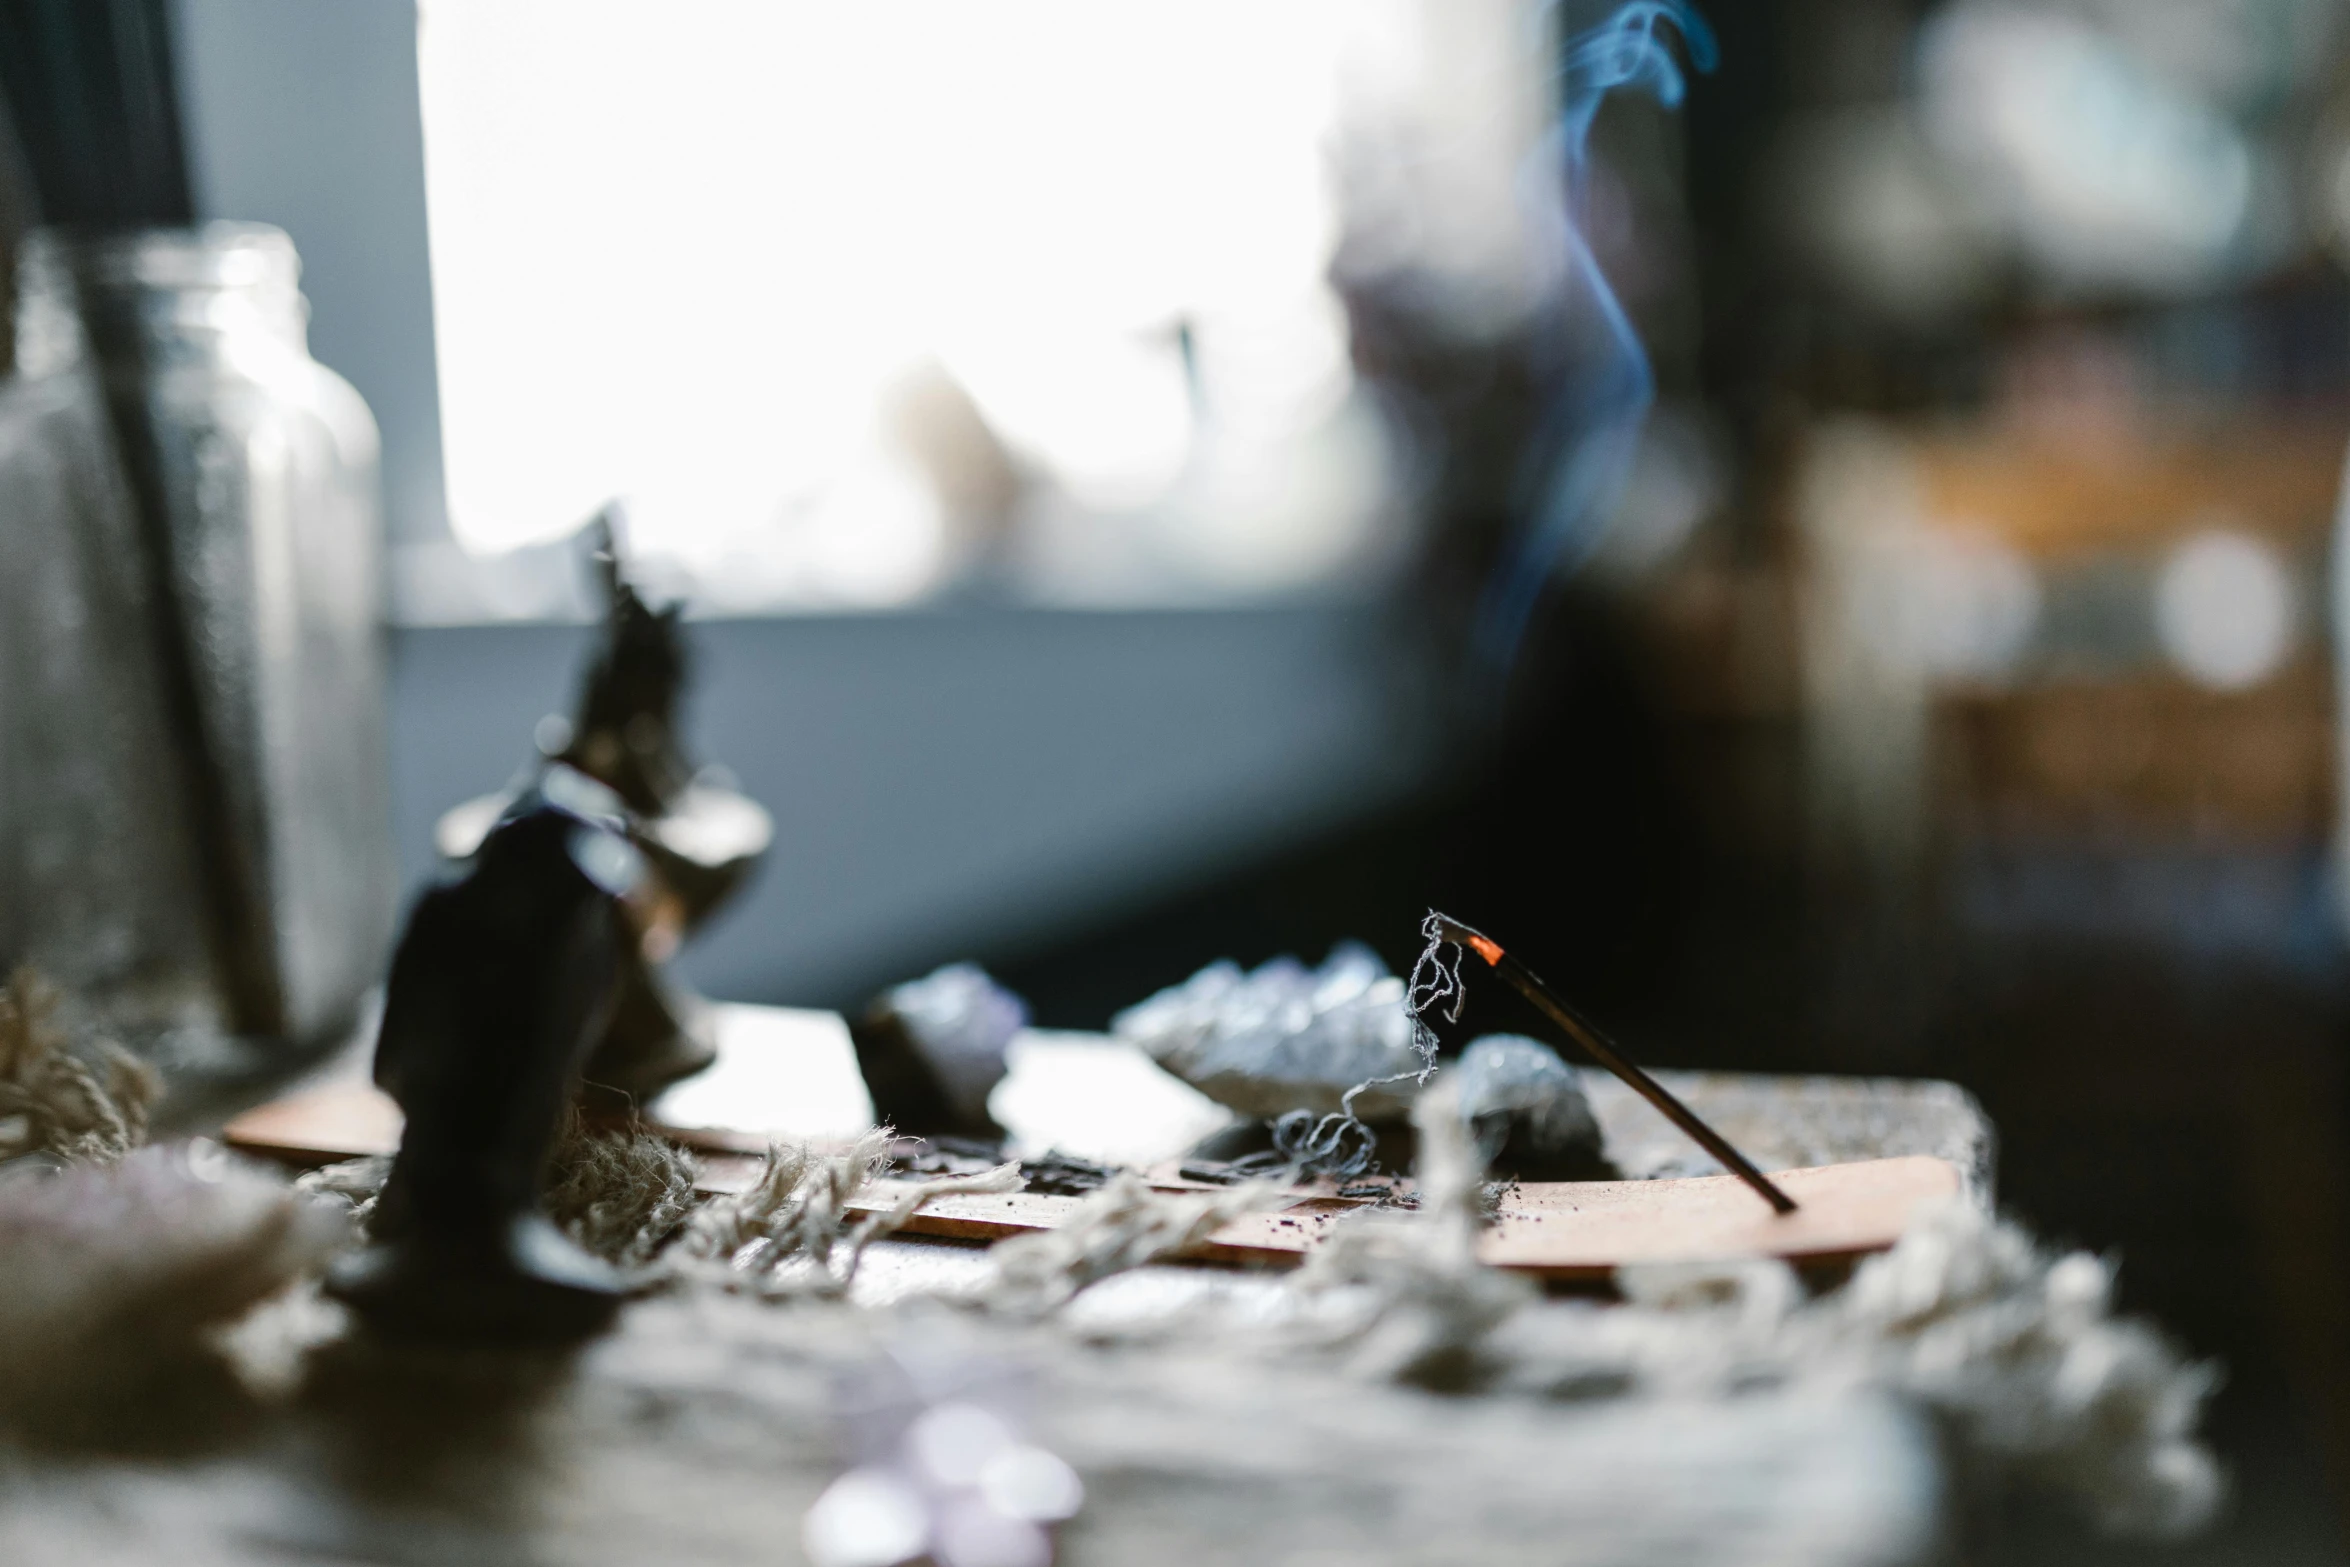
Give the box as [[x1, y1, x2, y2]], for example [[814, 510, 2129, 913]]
[[327, 767, 645, 1339], [434, 507, 772, 1107], [559, 511, 692, 818]]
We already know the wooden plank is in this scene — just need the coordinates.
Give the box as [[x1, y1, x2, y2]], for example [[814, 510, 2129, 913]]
[[222, 999, 1970, 1279], [223, 1079, 1956, 1272], [840, 1156, 1960, 1274], [222, 1078, 797, 1167], [1476, 1156, 1960, 1277], [219, 1078, 401, 1163]]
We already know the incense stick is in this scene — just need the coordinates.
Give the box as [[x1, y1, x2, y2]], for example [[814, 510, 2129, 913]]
[[1422, 913, 1798, 1215]]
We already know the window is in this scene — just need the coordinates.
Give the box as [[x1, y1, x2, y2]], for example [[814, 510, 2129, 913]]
[[416, 0, 1408, 613]]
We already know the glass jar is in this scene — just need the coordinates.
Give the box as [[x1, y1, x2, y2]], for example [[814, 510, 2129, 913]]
[[0, 223, 394, 1056]]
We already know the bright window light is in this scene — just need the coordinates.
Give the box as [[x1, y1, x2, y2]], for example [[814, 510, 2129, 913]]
[[416, 0, 1397, 612]]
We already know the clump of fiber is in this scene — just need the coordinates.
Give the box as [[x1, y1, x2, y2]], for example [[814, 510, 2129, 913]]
[[1477, 1203, 2225, 1537], [984, 1172, 1286, 1318], [1287, 1079, 1531, 1387], [296, 1114, 705, 1270], [0, 1144, 348, 1416], [0, 968, 159, 1167], [674, 1129, 1021, 1298], [543, 1112, 701, 1270], [672, 1129, 900, 1295]]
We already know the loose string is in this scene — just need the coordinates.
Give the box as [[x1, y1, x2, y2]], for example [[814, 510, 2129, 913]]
[[1233, 914, 1470, 1184], [1405, 910, 1468, 1064]]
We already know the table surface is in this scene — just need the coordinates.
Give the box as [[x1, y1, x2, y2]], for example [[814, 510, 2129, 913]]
[[6, 1012, 1992, 1567]]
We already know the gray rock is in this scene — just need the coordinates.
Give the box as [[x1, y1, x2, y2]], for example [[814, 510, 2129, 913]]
[[1113, 944, 1425, 1123], [1450, 1034, 1613, 1180], [853, 963, 1025, 1136]]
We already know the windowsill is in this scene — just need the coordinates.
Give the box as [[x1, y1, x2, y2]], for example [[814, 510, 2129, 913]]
[[387, 534, 1408, 629], [389, 603, 1439, 1010]]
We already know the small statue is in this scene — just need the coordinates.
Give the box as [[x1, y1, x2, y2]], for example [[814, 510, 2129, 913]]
[[435, 507, 772, 1106], [559, 516, 692, 817], [328, 767, 643, 1338]]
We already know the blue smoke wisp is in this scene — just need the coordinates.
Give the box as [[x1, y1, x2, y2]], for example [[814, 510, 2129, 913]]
[[1472, 1, 1717, 684]]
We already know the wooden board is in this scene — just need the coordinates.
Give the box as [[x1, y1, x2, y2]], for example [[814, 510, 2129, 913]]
[[839, 1156, 1958, 1276], [221, 1078, 800, 1166], [221, 1078, 403, 1163], [222, 1078, 1959, 1276], [219, 1004, 883, 1164], [1474, 1156, 1959, 1276]]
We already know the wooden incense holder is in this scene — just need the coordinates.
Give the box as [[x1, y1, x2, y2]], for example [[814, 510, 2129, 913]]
[[229, 1070, 1962, 1280]]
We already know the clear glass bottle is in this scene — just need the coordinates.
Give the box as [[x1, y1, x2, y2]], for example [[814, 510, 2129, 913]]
[[0, 223, 394, 1056]]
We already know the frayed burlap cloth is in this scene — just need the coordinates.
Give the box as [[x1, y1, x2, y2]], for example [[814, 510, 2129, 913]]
[[0, 979, 2222, 1556]]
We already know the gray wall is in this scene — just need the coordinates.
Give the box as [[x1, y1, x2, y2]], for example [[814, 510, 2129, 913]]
[[393, 607, 1434, 1009]]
